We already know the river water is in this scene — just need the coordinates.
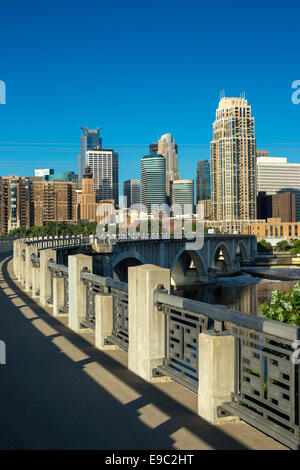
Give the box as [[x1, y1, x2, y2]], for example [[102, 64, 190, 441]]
[[175, 269, 300, 316]]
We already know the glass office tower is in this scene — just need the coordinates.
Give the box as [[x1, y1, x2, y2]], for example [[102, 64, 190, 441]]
[[196, 159, 211, 202], [141, 154, 166, 213], [78, 127, 102, 187], [123, 179, 141, 207], [86, 148, 119, 204], [171, 180, 194, 214]]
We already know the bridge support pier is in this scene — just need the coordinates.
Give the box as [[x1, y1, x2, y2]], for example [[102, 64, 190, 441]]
[[128, 264, 171, 383], [68, 254, 92, 332], [198, 332, 239, 424]]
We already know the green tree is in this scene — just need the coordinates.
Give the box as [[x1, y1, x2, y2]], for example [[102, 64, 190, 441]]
[[260, 281, 300, 326], [257, 239, 273, 253], [275, 240, 291, 252], [291, 239, 300, 255]]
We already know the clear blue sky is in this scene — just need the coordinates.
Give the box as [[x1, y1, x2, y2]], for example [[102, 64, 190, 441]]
[[0, 0, 300, 189]]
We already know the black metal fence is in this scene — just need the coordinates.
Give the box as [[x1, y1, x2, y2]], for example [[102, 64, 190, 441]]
[[153, 290, 300, 449], [219, 326, 299, 450]]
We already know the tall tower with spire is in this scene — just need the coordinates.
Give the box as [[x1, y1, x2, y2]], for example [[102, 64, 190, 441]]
[[211, 96, 256, 221]]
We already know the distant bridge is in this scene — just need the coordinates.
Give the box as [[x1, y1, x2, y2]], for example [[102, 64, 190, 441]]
[[93, 234, 257, 285], [17, 233, 257, 286]]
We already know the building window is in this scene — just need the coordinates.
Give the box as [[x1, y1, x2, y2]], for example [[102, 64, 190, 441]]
[[289, 225, 292, 237], [275, 226, 278, 237], [280, 225, 283, 236], [265, 226, 268, 236], [295, 225, 298, 237], [270, 225, 273, 237]]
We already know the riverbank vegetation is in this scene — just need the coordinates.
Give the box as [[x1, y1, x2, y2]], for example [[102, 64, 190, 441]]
[[260, 281, 300, 326], [258, 238, 300, 255], [7, 222, 98, 237]]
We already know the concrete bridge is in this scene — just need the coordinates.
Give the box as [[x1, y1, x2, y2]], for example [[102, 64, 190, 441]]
[[94, 235, 257, 285]]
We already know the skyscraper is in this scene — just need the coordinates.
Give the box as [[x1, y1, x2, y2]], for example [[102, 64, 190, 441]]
[[171, 180, 194, 214], [78, 127, 102, 187], [150, 134, 179, 203], [141, 154, 166, 213], [211, 97, 256, 221], [123, 179, 141, 207], [257, 191, 296, 222], [149, 142, 158, 155], [0, 176, 31, 233], [86, 148, 119, 205], [157, 133, 179, 203], [257, 155, 300, 221], [76, 167, 105, 222], [30, 180, 77, 227], [196, 159, 211, 203]]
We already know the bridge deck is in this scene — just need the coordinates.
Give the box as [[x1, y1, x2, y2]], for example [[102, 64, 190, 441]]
[[0, 254, 287, 450]]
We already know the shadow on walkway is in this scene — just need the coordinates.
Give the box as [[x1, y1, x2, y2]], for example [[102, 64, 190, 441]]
[[0, 254, 261, 450]]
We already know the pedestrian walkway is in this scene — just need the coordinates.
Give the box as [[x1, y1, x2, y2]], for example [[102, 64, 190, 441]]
[[0, 254, 287, 450]]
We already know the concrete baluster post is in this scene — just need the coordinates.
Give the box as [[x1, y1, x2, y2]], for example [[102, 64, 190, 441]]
[[95, 294, 118, 350], [13, 239, 20, 277], [128, 264, 171, 383], [21, 242, 27, 286], [197, 331, 239, 424], [53, 276, 66, 315], [40, 249, 57, 307], [32, 264, 40, 299], [25, 245, 37, 292], [68, 254, 92, 331]]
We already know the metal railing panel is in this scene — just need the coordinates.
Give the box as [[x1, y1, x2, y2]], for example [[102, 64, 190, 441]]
[[156, 304, 208, 393], [219, 326, 299, 449], [154, 289, 300, 449], [108, 288, 129, 352], [154, 291, 300, 342]]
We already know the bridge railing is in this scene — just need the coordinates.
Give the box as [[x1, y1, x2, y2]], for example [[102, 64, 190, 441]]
[[152, 289, 300, 450], [12, 242, 299, 450], [24, 234, 92, 251], [80, 270, 129, 351]]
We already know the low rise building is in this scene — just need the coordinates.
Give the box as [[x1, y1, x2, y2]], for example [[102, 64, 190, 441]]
[[243, 218, 300, 239]]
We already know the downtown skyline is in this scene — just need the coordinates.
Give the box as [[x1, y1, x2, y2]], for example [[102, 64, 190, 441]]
[[0, 0, 300, 185]]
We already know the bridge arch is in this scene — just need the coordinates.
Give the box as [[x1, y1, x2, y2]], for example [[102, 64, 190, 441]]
[[170, 248, 207, 286], [234, 240, 249, 263], [112, 251, 147, 282], [210, 242, 233, 273]]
